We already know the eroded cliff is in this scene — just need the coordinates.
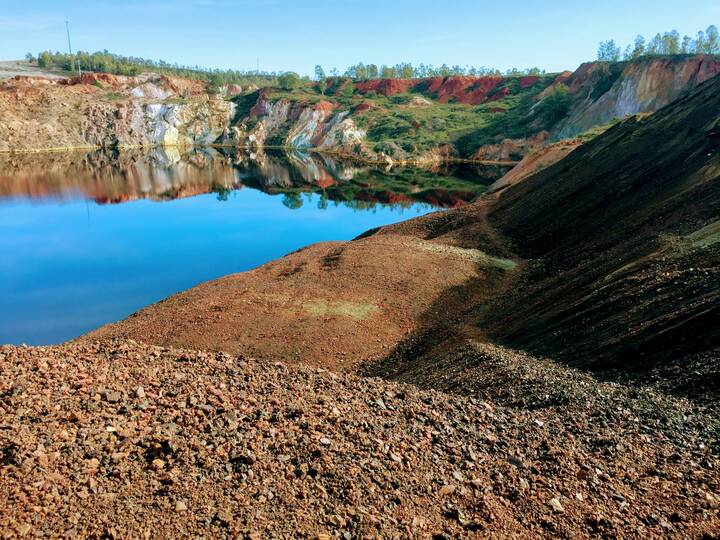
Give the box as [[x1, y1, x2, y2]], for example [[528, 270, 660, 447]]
[[2, 56, 719, 165]]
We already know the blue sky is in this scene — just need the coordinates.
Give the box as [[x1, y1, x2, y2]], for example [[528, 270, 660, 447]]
[[1, 0, 719, 75]]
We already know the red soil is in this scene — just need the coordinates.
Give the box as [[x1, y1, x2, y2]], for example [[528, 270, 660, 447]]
[[488, 86, 510, 101], [354, 76, 506, 105], [64, 72, 126, 88], [353, 78, 414, 96], [519, 75, 540, 88], [313, 100, 336, 114], [352, 102, 373, 113]]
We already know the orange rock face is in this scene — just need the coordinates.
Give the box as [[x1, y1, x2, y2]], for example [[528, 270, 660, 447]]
[[353, 76, 507, 105]]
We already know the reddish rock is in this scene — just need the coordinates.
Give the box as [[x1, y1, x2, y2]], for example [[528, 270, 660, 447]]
[[354, 78, 414, 96], [353, 102, 373, 113], [313, 100, 336, 114], [519, 75, 540, 88], [488, 87, 510, 101], [66, 72, 125, 88]]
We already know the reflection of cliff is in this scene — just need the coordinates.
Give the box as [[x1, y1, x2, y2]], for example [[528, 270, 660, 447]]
[[0, 149, 502, 208], [0, 148, 240, 204]]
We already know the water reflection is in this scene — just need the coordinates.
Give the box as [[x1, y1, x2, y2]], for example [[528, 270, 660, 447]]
[[0, 148, 509, 345], [0, 147, 507, 209]]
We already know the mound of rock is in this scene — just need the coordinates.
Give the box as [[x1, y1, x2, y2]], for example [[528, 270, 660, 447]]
[[1, 340, 717, 537]]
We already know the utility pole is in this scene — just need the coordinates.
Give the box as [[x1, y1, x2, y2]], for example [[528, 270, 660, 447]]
[[66, 20, 80, 77]]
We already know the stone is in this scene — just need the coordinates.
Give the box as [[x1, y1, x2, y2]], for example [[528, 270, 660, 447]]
[[549, 497, 565, 513], [439, 484, 456, 497]]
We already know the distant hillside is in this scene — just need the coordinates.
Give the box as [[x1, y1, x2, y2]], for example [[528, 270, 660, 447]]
[[235, 55, 720, 163], [1, 55, 719, 164]]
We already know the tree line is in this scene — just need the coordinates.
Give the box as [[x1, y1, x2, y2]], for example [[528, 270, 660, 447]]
[[31, 50, 281, 87], [28, 49, 548, 89], [598, 25, 720, 61], [316, 63, 545, 81]]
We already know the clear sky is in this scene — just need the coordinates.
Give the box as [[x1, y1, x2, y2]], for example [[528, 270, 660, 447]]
[[1, 0, 719, 75]]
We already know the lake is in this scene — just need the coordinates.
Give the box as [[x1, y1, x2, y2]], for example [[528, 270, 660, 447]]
[[0, 147, 508, 345]]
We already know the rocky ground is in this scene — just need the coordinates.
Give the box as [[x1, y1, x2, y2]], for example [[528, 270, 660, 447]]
[[2, 60, 720, 538], [1, 339, 718, 538]]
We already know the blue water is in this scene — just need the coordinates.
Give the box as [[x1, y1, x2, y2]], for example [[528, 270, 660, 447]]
[[0, 189, 433, 345], [0, 148, 504, 345]]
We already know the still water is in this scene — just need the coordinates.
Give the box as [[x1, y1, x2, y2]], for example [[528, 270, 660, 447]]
[[0, 147, 507, 345]]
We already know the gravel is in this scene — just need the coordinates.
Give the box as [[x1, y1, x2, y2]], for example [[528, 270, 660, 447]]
[[1, 339, 718, 538]]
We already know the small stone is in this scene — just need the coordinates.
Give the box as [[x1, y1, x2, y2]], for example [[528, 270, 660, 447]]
[[320, 437, 331, 446], [105, 391, 121, 403], [175, 500, 187, 512], [508, 456, 523, 467], [549, 497, 565, 513], [152, 459, 166, 470], [16, 524, 32, 536], [215, 510, 232, 525], [519, 478, 530, 491], [136, 386, 146, 399], [439, 484, 456, 497], [86, 458, 100, 470]]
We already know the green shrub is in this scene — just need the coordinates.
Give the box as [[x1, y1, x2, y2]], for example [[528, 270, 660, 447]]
[[278, 72, 302, 90]]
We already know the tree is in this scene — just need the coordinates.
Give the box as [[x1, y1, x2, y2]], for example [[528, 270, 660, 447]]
[[538, 85, 572, 128], [317, 77, 328, 95], [661, 30, 680, 55], [38, 51, 52, 68], [278, 71, 301, 90], [381, 65, 396, 78], [681, 35, 693, 54], [630, 35, 646, 59], [706, 25, 720, 54], [598, 40, 621, 61], [25, 52, 35, 63], [314, 65, 325, 81]]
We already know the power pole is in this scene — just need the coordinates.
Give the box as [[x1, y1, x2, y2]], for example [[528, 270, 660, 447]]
[[65, 20, 81, 77]]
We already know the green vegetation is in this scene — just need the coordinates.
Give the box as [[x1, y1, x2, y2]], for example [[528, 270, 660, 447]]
[[235, 150, 505, 210], [34, 50, 283, 86], [598, 25, 720, 60], [278, 72, 302, 90], [31, 49, 546, 86], [257, 71, 562, 158], [340, 62, 545, 79]]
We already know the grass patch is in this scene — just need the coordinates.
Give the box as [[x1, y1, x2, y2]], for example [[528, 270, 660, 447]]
[[301, 299, 381, 320]]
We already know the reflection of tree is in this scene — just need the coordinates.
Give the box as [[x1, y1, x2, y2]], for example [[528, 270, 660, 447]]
[[212, 183, 231, 202], [281, 193, 303, 210], [318, 191, 329, 210]]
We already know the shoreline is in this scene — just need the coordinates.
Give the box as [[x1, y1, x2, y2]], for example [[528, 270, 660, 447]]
[[0, 143, 519, 167]]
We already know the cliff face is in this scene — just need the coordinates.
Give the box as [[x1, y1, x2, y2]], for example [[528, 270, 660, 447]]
[[2, 56, 720, 163], [227, 93, 367, 157], [0, 73, 234, 152], [555, 55, 720, 138]]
